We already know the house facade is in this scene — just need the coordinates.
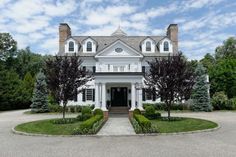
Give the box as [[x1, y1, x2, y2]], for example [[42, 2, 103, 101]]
[[58, 23, 178, 113]]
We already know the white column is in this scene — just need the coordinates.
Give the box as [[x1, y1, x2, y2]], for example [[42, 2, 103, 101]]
[[130, 83, 136, 111], [95, 83, 100, 109], [138, 88, 144, 110], [101, 83, 107, 111]]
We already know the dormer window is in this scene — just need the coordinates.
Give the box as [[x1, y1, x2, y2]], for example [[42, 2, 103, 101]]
[[146, 41, 151, 51], [164, 41, 169, 51], [68, 41, 74, 51], [87, 41, 92, 52]]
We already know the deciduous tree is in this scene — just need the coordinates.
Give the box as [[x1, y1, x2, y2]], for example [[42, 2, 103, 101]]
[[145, 53, 195, 120], [44, 55, 91, 119]]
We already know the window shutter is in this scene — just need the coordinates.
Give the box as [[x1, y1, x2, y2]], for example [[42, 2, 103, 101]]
[[142, 66, 145, 73], [83, 66, 86, 71], [142, 88, 146, 101], [92, 66, 96, 73], [73, 89, 78, 102], [82, 89, 86, 102], [152, 88, 156, 101], [92, 89, 95, 101]]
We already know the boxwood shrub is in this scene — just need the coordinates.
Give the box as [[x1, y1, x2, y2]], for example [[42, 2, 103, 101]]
[[144, 105, 161, 120], [133, 108, 141, 115], [74, 115, 104, 134], [93, 109, 104, 116], [133, 114, 152, 133]]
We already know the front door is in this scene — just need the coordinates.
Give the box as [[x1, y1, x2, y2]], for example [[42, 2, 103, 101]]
[[111, 87, 127, 106]]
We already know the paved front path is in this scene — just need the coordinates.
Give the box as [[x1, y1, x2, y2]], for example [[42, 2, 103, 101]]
[[0, 110, 236, 157], [97, 117, 135, 135]]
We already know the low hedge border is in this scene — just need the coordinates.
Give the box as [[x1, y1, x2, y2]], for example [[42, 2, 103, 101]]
[[132, 114, 158, 133], [73, 115, 105, 135]]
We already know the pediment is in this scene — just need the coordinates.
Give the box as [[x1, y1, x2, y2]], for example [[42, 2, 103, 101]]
[[95, 40, 143, 58]]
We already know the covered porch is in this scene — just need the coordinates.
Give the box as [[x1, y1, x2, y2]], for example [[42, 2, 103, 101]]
[[94, 73, 144, 114]]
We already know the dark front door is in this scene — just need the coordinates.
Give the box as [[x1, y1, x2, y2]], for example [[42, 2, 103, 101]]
[[111, 87, 127, 106]]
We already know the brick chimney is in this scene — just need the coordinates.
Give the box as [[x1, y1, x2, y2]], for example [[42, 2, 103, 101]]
[[59, 23, 71, 54], [167, 24, 178, 53]]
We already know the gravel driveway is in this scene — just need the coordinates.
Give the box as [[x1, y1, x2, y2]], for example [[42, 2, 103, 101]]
[[0, 110, 236, 157]]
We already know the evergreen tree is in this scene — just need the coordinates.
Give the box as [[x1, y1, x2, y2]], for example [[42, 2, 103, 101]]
[[191, 63, 212, 111], [17, 72, 35, 107], [31, 71, 48, 113]]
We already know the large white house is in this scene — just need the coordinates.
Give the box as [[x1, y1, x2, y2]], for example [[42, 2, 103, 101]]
[[58, 23, 178, 114]]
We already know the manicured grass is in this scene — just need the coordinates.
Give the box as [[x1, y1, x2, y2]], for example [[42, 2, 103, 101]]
[[151, 117, 218, 133], [15, 119, 82, 135]]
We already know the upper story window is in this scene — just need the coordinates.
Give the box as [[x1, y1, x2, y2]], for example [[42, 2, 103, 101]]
[[164, 41, 169, 51], [65, 38, 78, 53], [146, 41, 151, 51], [141, 38, 155, 53], [87, 41, 92, 52], [68, 41, 74, 52]]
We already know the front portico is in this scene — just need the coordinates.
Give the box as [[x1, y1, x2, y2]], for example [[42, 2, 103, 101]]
[[94, 73, 144, 112]]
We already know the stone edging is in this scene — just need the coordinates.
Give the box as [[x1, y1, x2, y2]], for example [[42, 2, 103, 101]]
[[12, 124, 221, 137]]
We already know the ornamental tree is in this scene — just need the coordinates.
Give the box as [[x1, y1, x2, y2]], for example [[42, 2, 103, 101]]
[[31, 71, 49, 113], [44, 55, 91, 119], [191, 63, 212, 112], [145, 53, 195, 120]]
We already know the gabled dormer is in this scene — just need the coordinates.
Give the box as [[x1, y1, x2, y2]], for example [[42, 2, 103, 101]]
[[82, 37, 97, 53], [159, 37, 173, 53], [141, 37, 156, 53], [65, 37, 79, 53]]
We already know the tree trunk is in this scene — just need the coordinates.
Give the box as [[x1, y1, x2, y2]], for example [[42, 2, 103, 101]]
[[166, 101, 171, 121], [62, 102, 66, 119]]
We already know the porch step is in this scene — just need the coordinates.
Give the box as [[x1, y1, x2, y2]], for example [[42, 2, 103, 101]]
[[109, 107, 129, 114]]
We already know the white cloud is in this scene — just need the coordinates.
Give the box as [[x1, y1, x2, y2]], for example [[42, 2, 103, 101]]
[[181, 0, 224, 10]]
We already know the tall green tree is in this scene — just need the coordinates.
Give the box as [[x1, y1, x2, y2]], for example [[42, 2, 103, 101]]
[[200, 53, 215, 72], [16, 47, 44, 78], [17, 72, 35, 107], [31, 71, 49, 113], [210, 59, 236, 98], [0, 33, 17, 60], [215, 37, 236, 59], [191, 63, 212, 112], [0, 68, 22, 110]]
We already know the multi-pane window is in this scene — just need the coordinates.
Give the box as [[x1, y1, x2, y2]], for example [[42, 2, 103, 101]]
[[68, 41, 74, 51], [87, 41, 92, 52], [146, 41, 151, 51], [86, 89, 93, 101], [164, 41, 169, 51]]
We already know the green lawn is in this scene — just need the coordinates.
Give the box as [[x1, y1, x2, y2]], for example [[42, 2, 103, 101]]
[[15, 119, 82, 135], [151, 118, 218, 133]]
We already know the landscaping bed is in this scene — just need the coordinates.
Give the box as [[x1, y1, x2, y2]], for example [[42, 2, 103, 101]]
[[130, 107, 218, 134], [15, 108, 106, 135], [150, 117, 218, 133]]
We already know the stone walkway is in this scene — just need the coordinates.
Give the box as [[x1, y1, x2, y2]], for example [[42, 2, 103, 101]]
[[97, 117, 136, 136]]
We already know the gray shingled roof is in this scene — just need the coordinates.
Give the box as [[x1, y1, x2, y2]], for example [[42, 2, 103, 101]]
[[73, 36, 167, 56]]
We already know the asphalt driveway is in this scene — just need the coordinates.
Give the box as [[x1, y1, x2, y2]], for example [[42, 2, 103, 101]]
[[0, 110, 236, 157]]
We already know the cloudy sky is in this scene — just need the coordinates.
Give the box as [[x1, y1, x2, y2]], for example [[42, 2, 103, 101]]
[[0, 0, 236, 60]]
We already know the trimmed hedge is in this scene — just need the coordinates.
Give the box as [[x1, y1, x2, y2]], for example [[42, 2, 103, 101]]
[[143, 102, 191, 111], [74, 115, 104, 134], [133, 114, 153, 133], [81, 106, 92, 115]]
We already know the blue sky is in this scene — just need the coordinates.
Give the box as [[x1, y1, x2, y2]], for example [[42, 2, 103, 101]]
[[0, 0, 236, 60]]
